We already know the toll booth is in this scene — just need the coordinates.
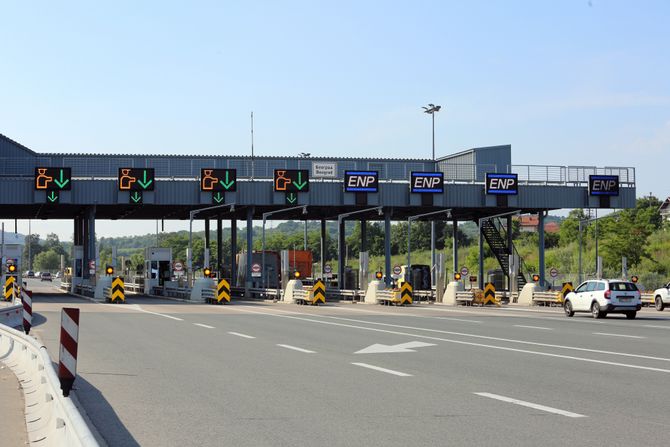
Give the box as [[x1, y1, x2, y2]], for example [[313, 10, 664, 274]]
[[398, 265, 431, 290], [71, 245, 84, 292], [1, 233, 24, 288], [144, 247, 172, 294]]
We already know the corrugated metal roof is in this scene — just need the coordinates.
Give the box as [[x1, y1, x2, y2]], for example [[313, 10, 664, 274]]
[[0, 133, 37, 156], [40, 152, 433, 162]]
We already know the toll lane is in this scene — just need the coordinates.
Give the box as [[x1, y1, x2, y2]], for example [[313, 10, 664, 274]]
[[27, 290, 670, 446]]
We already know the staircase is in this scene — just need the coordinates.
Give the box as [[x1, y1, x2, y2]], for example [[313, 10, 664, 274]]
[[480, 219, 527, 290]]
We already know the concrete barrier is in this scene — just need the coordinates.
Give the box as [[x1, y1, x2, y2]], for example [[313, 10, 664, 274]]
[[283, 279, 304, 304], [364, 280, 387, 304], [517, 283, 537, 306], [0, 324, 98, 446], [0, 302, 23, 328], [442, 281, 464, 305]]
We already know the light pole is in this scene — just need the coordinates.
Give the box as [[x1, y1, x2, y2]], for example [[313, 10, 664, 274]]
[[578, 210, 618, 283], [423, 103, 441, 288], [335, 207, 383, 289]]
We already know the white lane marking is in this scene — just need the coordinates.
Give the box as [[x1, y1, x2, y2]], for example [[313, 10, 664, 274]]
[[351, 362, 412, 377], [277, 344, 315, 354], [224, 306, 670, 374], [128, 304, 183, 321], [227, 331, 255, 339], [474, 392, 586, 418], [248, 307, 670, 364], [644, 325, 670, 330], [593, 332, 646, 339], [432, 317, 482, 324], [514, 325, 553, 331], [194, 323, 215, 329]]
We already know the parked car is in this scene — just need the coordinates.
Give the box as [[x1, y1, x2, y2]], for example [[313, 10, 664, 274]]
[[24, 270, 34, 277], [653, 282, 670, 311], [40, 272, 52, 282], [564, 279, 641, 319]]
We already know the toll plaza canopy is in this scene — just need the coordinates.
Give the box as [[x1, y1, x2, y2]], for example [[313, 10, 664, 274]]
[[0, 133, 636, 222]]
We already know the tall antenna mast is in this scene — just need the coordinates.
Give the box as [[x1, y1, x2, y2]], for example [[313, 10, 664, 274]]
[[250, 111, 255, 180]]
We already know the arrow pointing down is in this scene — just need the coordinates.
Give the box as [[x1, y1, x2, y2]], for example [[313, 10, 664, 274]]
[[354, 341, 436, 354]]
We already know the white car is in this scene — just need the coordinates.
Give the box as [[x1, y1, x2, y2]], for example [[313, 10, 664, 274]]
[[653, 282, 670, 311], [564, 279, 642, 319]]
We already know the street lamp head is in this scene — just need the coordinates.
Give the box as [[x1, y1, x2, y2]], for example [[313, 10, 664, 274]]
[[423, 103, 441, 114], [302, 206, 308, 215]]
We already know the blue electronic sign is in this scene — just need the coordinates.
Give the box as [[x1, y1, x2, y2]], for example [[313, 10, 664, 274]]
[[485, 173, 518, 195], [410, 172, 444, 193], [344, 171, 379, 193], [588, 175, 619, 196]]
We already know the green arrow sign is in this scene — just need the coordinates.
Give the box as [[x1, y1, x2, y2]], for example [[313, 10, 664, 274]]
[[212, 192, 224, 204], [47, 191, 59, 203], [130, 191, 143, 204], [220, 171, 235, 190], [137, 170, 153, 190], [53, 169, 70, 189], [292, 171, 307, 190], [285, 192, 297, 204]]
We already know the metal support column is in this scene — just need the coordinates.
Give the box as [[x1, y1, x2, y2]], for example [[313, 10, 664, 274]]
[[507, 215, 514, 290], [338, 219, 346, 290], [82, 216, 89, 279], [231, 219, 237, 285], [304, 220, 308, 251], [87, 206, 96, 279], [384, 209, 392, 287], [478, 221, 484, 290], [205, 219, 210, 250], [246, 208, 253, 290], [360, 220, 367, 253], [216, 218, 222, 276], [538, 212, 545, 288], [452, 220, 458, 275], [320, 219, 326, 280], [431, 221, 436, 287]]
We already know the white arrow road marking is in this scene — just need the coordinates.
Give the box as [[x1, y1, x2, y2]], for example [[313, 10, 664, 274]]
[[474, 393, 587, 418], [354, 341, 436, 354]]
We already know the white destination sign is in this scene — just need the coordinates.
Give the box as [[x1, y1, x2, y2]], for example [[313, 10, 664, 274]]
[[312, 162, 337, 178]]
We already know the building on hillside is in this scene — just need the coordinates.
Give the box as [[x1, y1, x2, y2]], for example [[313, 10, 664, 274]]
[[517, 215, 560, 233], [660, 197, 670, 220]]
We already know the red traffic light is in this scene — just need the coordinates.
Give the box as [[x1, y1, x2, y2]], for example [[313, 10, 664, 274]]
[[532, 274, 540, 282], [375, 271, 383, 280]]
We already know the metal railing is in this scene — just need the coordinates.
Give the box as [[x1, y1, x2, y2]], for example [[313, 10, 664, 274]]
[[0, 156, 635, 187]]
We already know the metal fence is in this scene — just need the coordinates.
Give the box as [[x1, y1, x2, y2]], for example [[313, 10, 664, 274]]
[[0, 156, 635, 187]]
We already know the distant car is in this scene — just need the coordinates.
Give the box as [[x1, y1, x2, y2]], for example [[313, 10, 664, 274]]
[[653, 282, 670, 311], [40, 272, 52, 282], [24, 271, 34, 277], [55, 271, 61, 279], [35, 271, 41, 277], [564, 279, 641, 319]]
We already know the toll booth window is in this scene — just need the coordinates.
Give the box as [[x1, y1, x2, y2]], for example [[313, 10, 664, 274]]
[[151, 261, 158, 279]]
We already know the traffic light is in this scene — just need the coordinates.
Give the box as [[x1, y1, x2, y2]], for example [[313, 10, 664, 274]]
[[106, 266, 114, 275], [204, 267, 212, 277], [375, 271, 383, 280], [8, 264, 16, 273], [294, 271, 301, 279], [631, 275, 639, 283], [532, 274, 540, 282], [454, 272, 462, 281]]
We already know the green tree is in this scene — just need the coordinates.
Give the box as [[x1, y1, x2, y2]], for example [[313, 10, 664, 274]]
[[33, 249, 60, 271]]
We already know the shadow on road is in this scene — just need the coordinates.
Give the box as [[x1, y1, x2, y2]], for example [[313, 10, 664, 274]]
[[69, 373, 140, 447]]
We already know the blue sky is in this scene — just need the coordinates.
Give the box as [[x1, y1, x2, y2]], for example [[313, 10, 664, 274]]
[[1, 1, 669, 241]]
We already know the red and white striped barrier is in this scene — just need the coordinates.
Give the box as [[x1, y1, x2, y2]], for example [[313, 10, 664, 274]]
[[59, 307, 80, 397], [22, 288, 33, 334]]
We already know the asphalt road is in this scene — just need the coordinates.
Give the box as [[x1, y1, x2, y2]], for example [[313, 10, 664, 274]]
[[25, 279, 670, 446]]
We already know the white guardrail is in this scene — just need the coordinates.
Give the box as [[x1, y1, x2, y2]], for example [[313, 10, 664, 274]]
[[0, 324, 99, 446]]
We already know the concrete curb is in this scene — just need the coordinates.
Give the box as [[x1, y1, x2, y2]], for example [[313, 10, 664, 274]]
[[0, 324, 99, 446]]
